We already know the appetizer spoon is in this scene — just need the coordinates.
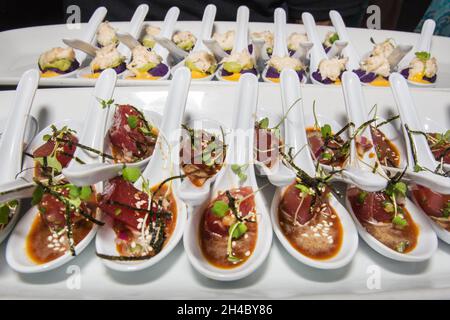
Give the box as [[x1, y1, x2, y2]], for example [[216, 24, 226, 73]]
[[178, 119, 228, 207], [203, 5, 250, 60], [302, 12, 341, 86], [46, 7, 107, 78], [5, 70, 117, 273], [216, 6, 256, 82], [270, 69, 358, 269], [120, 6, 180, 81], [0, 69, 39, 244], [95, 67, 191, 272], [116, 4, 149, 59], [400, 19, 436, 88], [170, 4, 217, 81], [329, 10, 360, 72], [340, 71, 388, 191], [184, 73, 273, 281], [343, 72, 438, 262], [73, 5, 149, 79], [62, 68, 117, 183], [262, 8, 306, 84], [389, 72, 450, 193]]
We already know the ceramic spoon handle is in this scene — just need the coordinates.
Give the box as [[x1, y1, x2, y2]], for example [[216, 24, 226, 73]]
[[78, 7, 107, 62], [302, 12, 327, 71], [229, 74, 259, 166], [329, 10, 360, 71], [280, 69, 316, 176], [233, 6, 250, 53], [389, 73, 436, 168], [118, 4, 149, 58], [194, 4, 217, 51], [272, 8, 288, 57], [75, 69, 117, 162], [155, 7, 180, 60], [137, 67, 191, 186], [0, 69, 39, 182], [417, 19, 435, 52]]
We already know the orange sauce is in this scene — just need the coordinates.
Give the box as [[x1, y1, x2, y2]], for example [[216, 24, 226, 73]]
[[26, 214, 93, 264], [278, 184, 343, 260]]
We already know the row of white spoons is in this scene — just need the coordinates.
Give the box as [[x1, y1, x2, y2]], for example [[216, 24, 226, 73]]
[[0, 66, 447, 279], [42, 4, 437, 88]]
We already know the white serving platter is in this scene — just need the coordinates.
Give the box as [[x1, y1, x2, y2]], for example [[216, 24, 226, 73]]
[[0, 82, 449, 299], [1, 21, 450, 87]]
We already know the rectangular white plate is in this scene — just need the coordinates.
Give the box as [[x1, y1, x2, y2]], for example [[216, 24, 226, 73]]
[[0, 82, 449, 299], [1, 21, 449, 87]]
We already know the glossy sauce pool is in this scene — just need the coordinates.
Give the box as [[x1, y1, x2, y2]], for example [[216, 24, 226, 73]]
[[278, 184, 343, 260], [26, 214, 93, 264]]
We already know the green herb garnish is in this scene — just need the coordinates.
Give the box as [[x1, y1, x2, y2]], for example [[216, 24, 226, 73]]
[[122, 166, 141, 183]]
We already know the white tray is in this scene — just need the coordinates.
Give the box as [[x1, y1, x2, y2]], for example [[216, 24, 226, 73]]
[[0, 82, 449, 299], [1, 21, 450, 87]]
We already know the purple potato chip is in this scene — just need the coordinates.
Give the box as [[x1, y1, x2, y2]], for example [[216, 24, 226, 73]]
[[312, 71, 333, 84], [148, 63, 169, 77], [423, 74, 436, 83], [248, 44, 253, 54], [221, 68, 233, 77], [241, 68, 257, 75], [297, 69, 305, 82], [288, 49, 296, 57], [353, 69, 377, 83], [265, 66, 280, 79], [95, 62, 127, 75], [225, 49, 232, 55], [40, 60, 80, 74], [324, 45, 331, 53], [400, 68, 410, 79]]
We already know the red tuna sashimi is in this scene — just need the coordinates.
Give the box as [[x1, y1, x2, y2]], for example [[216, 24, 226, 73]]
[[204, 187, 255, 236]]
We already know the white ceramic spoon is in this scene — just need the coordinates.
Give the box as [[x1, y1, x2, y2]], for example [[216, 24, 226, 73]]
[[116, 4, 149, 59], [178, 119, 228, 207], [42, 7, 107, 79], [170, 4, 217, 81], [95, 67, 191, 272], [120, 6, 180, 81], [262, 8, 306, 84], [216, 6, 257, 82], [400, 19, 436, 88], [5, 70, 117, 273], [341, 71, 388, 191], [329, 10, 361, 72], [0, 69, 39, 244], [62, 69, 117, 184], [342, 72, 438, 262], [270, 69, 358, 269], [75, 5, 148, 79], [302, 12, 345, 86], [203, 5, 250, 60], [184, 74, 272, 281], [389, 73, 450, 193]]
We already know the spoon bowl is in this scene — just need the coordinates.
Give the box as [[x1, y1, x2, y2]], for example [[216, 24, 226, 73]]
[[184, 74, 273, 281], [269, 69, 358, 269], [95, 67, 191, 272]]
